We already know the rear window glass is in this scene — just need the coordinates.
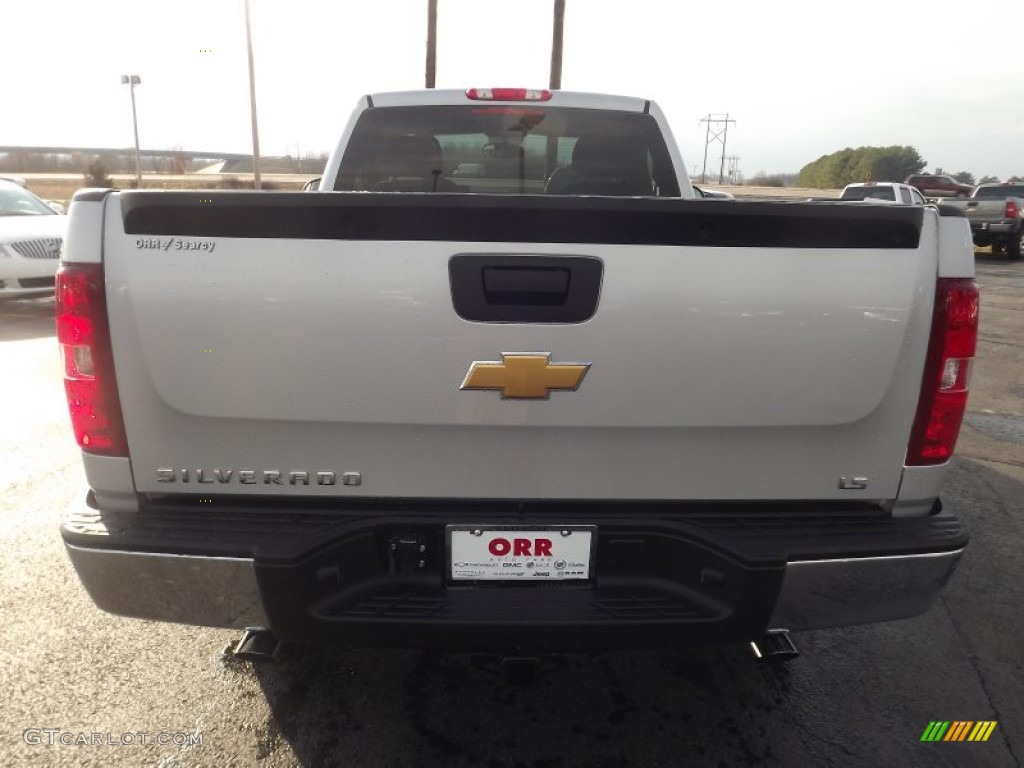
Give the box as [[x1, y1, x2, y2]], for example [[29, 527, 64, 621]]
[[335, 106, 680, 196], [841, 186, 896, 201], [974, 185, 1024, 199]]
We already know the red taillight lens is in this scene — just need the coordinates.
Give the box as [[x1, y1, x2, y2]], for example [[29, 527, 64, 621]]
[[465, 88, 552, 102], [56, 263, 128, 456], [906, 278, 979, 465], [1005, 200, 1019, 219]]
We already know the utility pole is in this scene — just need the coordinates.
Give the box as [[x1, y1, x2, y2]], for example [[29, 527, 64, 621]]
[[244, 0, 262, 189], [699, 114, 735, 184], [120, 75, 142, 188], [545, 0, 566, 174], [549, 0, 565, 89], [425, 0, 437, 88]]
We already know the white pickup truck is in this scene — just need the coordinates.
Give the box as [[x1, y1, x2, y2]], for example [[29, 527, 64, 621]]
[[839, 182, 928, 205], [58, 88, 978, 657]]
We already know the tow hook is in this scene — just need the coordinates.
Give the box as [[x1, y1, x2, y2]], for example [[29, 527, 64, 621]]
[[749, 629, 799, 662], [231, 627, 281, 662]]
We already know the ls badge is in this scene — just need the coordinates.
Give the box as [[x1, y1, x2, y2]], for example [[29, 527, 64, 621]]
[[461, 353, 590, 399]]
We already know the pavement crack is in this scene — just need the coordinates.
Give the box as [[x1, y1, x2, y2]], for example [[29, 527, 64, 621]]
[[957, 454, 1024, 470], [939, 594, 1021, 766], [938, 463, 1021, 766], [976, 337, 1024, 350]]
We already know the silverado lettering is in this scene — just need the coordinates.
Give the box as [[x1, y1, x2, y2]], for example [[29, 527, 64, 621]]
[[156, 468, 338, 486]]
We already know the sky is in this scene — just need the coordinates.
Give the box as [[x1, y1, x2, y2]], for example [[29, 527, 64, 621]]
[[4, 0, 1024, 180]]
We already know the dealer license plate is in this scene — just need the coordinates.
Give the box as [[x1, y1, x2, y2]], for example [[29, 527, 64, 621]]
[[447, 525, 595, 582]]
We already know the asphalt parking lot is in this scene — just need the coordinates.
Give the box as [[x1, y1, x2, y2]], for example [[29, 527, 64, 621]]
[[0, 255, 1021, 767]]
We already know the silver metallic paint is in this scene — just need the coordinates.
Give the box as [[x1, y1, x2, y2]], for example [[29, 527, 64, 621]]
[[102, 195, 940, 500]]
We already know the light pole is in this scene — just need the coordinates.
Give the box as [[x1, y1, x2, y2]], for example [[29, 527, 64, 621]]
[[120, 75, 142, 187], [550, 0, 565, 90], [244, 0, 262, 189], [425, 0, 437, 87]]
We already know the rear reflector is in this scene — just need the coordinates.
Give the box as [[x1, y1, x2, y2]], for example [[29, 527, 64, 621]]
[[466, 88, 552, 102], [56, 263, 128, 456], [906, 278, 979, 465]]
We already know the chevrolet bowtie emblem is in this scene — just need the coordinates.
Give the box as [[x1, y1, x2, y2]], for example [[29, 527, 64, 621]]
[[461, 354, 590, 399]]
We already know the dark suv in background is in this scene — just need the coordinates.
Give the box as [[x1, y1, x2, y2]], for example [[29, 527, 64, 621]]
[[905, 174, 974, 197]]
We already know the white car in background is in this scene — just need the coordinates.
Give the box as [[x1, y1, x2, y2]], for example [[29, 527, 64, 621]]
[[0, 179, 66, 298]]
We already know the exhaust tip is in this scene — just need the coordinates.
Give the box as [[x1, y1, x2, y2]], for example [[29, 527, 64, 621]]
[[750, 629, 799, 662], [232, 627, 281, 662]]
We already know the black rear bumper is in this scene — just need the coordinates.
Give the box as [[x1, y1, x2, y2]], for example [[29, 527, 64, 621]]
[[970, 220, 1022, 242], [258, 517, 784, 651], [62, 495, 968, 652]]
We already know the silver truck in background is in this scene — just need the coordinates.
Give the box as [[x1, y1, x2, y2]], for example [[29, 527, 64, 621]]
[[939, 182, 1024, 259]]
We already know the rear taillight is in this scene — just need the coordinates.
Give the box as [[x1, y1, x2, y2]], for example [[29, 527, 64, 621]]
[[56, 263, 128, 456], [1005, 200, 1019, 219], [465, 87, 552, 101], [906, 278, 979, 465]]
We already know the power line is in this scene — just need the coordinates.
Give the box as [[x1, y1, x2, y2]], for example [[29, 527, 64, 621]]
[[724, 155, 741, 184], [699, 114, 735, 184]]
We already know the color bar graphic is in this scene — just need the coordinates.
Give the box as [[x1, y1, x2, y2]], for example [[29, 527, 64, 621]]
[[967, 722, 998, 742], [920, 721, 997, 742], [921, 721, 950, 742]]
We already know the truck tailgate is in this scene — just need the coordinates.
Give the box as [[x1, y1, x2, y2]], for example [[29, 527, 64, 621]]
[[961, 200, 1005, 221], [103, 193, 935, 502]]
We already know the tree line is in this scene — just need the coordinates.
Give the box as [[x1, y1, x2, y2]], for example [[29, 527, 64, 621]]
[[798, 145, 1022, 188], [799, 146, 926, 188]]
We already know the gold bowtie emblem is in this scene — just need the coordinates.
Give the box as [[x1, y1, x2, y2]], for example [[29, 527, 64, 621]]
[[461, 354, 590, 399]]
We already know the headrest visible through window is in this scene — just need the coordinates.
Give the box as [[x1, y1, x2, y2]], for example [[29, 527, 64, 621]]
[[376, 135, 445, 178], [571, 136, 648, 178]]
